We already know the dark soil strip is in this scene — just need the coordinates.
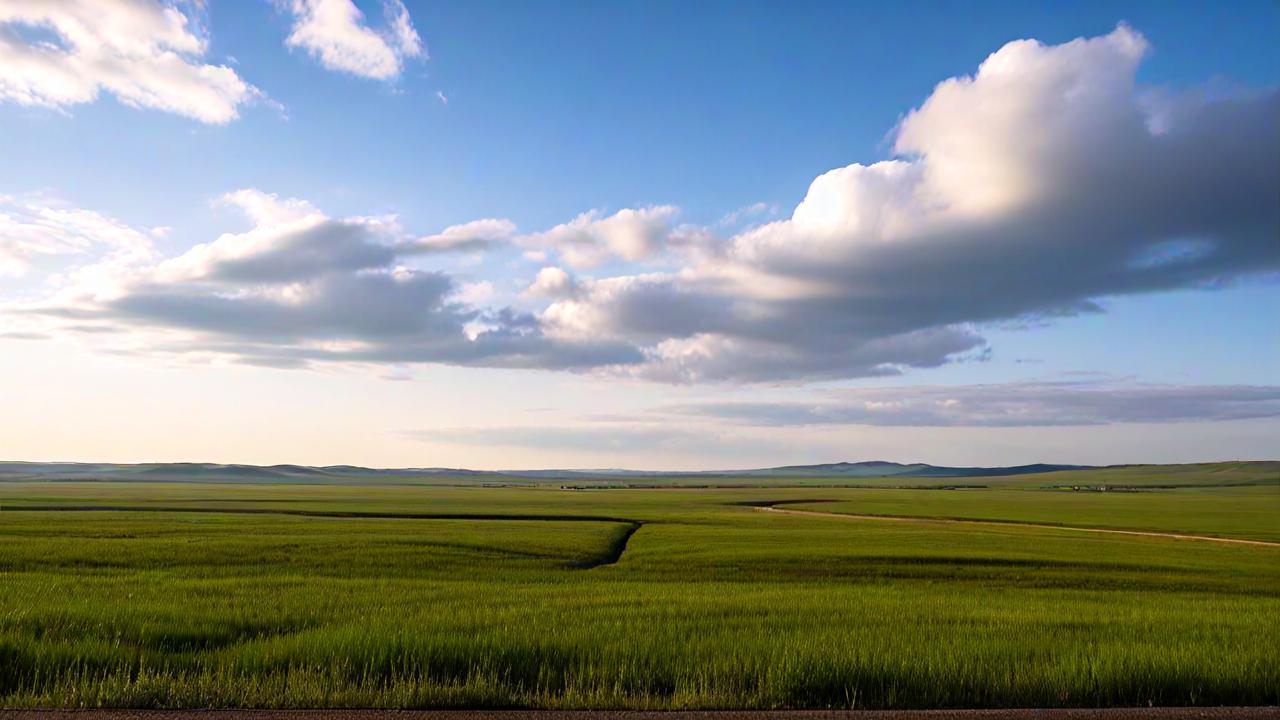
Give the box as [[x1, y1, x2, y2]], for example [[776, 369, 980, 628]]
[[1, 505, 646, 568], [3, 505, 638, 525], [0, 708, 1275, 720]]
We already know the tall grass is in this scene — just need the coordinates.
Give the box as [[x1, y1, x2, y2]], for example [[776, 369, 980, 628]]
[[1, 481, 1277, 708]]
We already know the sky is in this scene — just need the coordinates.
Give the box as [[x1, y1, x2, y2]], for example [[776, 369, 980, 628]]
[[0, 0, 1277, 470]]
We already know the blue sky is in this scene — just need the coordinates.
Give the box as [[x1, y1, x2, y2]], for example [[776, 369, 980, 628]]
[[0, 0, 1276, 468]]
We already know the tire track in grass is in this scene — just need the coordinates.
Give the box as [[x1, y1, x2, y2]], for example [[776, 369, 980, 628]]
[[747, 501, 1280, 547], [1, 505, 645, 567]]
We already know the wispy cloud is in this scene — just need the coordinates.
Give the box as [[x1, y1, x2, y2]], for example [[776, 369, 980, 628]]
[[717, 201, 778, 227], [0, 194, 157, 276], [667, 380, 1280, 427], [403, 424, 794, 457]]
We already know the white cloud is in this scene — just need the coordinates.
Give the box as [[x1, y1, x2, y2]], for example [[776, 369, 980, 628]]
[[453, 280, 494, 304], [893, 25, 1150, 216], [7, 26, 1277, 387], [523, 266, 581, 299], [0, 0, 258, 123], [15, 190, 639, 372], [717, 201, 777, 227], [283, 0, 424, 80], [400, 218, 516, 254], [216, 188, 321, 227], [532, 25, 1279, 381], [523, 205, 680, 268], [149, 189, 397, 284], [384, 0, 422, 58]]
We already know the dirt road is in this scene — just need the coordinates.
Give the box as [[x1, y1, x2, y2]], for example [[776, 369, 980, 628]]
[[753, 505, 1280, 547]]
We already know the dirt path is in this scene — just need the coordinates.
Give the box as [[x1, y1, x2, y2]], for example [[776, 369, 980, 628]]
[[753, 504, 1280, 547]]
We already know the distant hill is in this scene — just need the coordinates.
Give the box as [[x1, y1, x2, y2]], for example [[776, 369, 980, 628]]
[[1, 459, 1274, 486], [720, 461, 1086, 478]]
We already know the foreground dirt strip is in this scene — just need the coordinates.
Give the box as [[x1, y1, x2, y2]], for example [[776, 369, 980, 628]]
[[2, 709, 1277, 720], [754, 505, 1280, 547]]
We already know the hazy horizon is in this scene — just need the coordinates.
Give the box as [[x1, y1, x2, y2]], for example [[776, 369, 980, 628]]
[[2, 452, 1277, 475]]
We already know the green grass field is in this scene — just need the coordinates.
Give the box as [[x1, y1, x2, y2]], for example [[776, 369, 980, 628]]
[[1, 463, 1277, 709]]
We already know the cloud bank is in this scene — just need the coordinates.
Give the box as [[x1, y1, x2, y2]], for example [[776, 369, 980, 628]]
[[21, 189, 637, 371], [7, 26, 1279, 386]]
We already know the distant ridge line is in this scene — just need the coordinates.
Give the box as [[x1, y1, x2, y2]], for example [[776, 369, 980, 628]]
[[0, 458, 1099, 482], [5, 459, 1278, 486]]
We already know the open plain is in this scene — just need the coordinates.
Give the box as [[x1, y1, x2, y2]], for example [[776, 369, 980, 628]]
[[1, 463, 1277, 710]]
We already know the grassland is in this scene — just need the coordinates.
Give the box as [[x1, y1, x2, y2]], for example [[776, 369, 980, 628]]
[[0, 463, 1277, 709]]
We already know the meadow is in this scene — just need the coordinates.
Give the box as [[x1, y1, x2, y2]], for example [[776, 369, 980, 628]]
[[0, 463, 1277, 709]]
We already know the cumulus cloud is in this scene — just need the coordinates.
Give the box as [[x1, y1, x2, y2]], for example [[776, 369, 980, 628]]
[[533, 25, 1279, 381], [7, 26, 1278, 386], [0, 0, 258, 123], [282, 0, 424, 80], [668, 380, 1280, 427], [151, 189, 397, 284], [522, 206, 681, 268], [523, 266, 582, 299], [17, 191, 637, 372]]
